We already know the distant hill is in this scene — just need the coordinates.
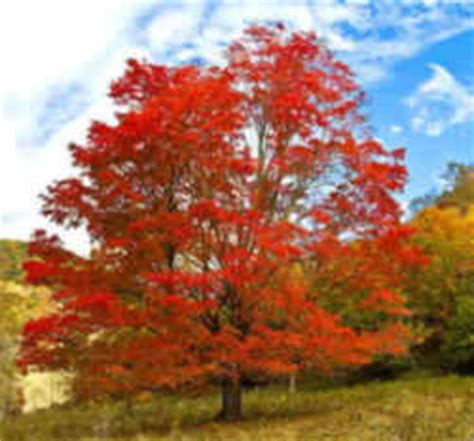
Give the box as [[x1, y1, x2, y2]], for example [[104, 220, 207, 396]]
[[0, 239, 28, 283]]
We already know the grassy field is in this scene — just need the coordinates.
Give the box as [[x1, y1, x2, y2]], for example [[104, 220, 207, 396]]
[[2, 374, 473, 441]]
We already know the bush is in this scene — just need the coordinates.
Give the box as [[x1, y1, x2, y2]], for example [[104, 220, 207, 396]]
[[441, 296, 474, 374], [346, 354, 417, 384]]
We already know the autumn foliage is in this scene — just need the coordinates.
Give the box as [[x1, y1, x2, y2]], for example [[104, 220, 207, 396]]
[[20, 25, 425, 420]]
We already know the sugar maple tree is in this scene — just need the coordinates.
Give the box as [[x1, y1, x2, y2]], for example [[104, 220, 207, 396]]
[[20, 25, 424, 420]]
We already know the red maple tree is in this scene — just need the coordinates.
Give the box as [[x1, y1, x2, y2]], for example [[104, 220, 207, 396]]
[[20, 25, 425, 420]]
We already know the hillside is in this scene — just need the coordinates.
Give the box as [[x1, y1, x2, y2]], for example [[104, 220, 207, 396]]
[[1, 374, 473, 440]]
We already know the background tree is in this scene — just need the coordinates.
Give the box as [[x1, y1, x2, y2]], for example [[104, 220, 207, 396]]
[[408, 162, 474, 216], [441, 295, 474, 373], [436, 162, 474, 212], [406, 163, 474, 371], [0, 279, 50, 418], [0, 240, 27, 282], [0, 241, 31, 417], [20, 25, 423, 421]]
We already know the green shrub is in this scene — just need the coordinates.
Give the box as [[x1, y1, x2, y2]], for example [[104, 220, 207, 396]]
[[441, 296, 474, 374]]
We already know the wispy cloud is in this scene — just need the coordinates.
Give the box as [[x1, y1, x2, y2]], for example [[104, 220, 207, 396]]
[[405, 63, 474, 136], [338, 3, 474, 82], [390, 125, 404, 135], [138, 1, 474, 83]]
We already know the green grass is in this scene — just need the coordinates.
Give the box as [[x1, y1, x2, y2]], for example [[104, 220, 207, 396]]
[[2, 374, 473, 440]]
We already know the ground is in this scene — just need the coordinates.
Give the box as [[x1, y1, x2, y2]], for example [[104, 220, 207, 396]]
[[2, 373, 473, 441]]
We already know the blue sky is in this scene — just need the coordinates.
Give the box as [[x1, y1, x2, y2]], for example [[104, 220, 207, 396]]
[[0, 0, 473, 253]]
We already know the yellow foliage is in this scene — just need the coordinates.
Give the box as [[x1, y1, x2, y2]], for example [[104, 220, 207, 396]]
[[408, 204, 474, 320], [0, 280, 55, 416], [412, 204, 474, 274]]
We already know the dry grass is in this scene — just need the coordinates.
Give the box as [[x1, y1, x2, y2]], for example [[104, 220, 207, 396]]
[[2, 374, 473, 441]]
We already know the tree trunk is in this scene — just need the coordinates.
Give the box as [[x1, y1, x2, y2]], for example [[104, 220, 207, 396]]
[[289, 371, 297, 394], [217, 376, 242, 421]]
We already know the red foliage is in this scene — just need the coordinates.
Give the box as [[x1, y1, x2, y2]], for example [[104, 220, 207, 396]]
[[20, 25, 422, 408]]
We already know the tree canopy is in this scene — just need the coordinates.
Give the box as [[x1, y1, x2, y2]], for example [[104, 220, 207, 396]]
[[20, 24, 424, 420]]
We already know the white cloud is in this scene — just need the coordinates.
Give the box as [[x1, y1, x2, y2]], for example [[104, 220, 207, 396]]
[[390, 124, 404, 135], [0, 0, 152, 254], [1, 88, 120, 256], [405, 64, 474, 136], [147, 5, 205, 54]]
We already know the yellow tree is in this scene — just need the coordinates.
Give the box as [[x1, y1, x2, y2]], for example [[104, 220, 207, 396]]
[[407, 204, 474, 366]]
